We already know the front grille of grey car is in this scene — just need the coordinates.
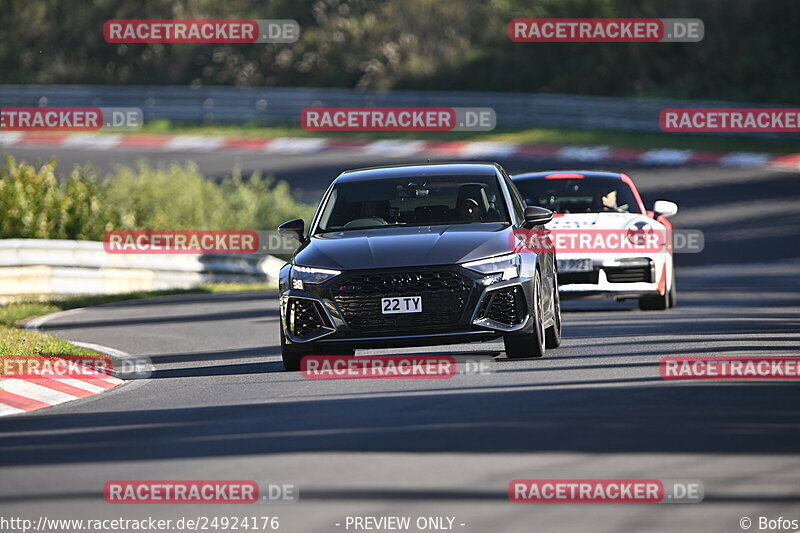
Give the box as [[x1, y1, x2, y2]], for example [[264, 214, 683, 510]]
[[476, 286, 526, 326], [332, 269, 473, 332]]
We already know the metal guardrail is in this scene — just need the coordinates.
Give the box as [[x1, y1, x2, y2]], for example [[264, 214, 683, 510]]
[[0, 239, 284, 296], [1, 85, 796, 139]]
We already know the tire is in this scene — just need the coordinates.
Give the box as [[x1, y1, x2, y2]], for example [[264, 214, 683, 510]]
[[280, 329, 355, 371], [545, 279, 562, 348], [317, 344, 356, 356], [638, 284, 669, 311], [638, 292, 669, 310], [504, 269, 546, 359], [667, 268, 677, 308], [280, 329, 312, 371]]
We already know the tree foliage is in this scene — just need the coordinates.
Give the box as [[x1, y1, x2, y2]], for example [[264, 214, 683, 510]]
[[1, 0, 798, 103]]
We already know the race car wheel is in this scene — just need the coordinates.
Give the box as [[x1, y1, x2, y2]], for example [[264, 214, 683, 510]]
[[639, 264, 676, 311], [638, 287, 669, 310], [668, 269, 677, 308], [505, 269, 546, 358], [545, 279, 562, 348]]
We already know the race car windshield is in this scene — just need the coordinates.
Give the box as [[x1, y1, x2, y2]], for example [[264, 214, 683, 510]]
[[315, 175, 510, 232], [515, 178, 642, 214]]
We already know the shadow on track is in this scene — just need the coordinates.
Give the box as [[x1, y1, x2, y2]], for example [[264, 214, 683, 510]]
[[0, 379, 797, 467], [39, 307, 279, 331]]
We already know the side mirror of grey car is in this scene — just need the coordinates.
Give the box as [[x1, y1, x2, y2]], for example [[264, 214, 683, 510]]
[[524, 206, 554, 226], [278, 218, 306, 241]]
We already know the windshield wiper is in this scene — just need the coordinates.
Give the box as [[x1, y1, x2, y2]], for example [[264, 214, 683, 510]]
[[320, 223, 407, 233], [317, 220, 508, 234]]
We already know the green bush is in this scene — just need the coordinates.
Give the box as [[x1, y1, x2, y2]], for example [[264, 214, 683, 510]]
[[0, 156, 313, 240]]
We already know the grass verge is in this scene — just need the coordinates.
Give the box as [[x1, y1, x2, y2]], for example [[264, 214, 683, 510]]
[[0, 328, 98, 358]]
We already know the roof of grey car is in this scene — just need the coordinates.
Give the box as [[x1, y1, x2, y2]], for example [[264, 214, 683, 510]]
[[335, 162, 502, 183]]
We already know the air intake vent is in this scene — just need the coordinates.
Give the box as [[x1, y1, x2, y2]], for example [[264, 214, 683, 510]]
[[479, 286, 526, 326], [289, 298, 330, 338], [604, 265, 653, 283]]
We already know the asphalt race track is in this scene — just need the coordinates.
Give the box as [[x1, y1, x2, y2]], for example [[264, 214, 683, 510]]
[[0, 147, 799, 532]]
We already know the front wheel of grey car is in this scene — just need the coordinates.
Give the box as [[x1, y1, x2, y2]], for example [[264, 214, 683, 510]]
[[504, 269, 546, 359], [545, 279, 562, 348], [280, 329, 311, 371], [281, 330, 356, 371]]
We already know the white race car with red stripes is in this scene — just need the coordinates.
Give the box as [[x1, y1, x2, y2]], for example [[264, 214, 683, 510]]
[[512, 171, 678, 310]]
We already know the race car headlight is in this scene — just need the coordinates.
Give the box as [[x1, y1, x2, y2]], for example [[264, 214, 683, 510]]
[[462, 253, 521, 282], [291, 265, 341, 288]]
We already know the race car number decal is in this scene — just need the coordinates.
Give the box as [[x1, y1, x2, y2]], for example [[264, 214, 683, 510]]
[[557, 259, 593, 273]]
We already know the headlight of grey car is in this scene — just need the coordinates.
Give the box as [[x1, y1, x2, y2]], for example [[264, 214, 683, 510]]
[[462, 253, 521, 284]]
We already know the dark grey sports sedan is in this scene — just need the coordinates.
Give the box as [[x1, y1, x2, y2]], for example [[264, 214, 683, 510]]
[[276, 162, 561, 370]]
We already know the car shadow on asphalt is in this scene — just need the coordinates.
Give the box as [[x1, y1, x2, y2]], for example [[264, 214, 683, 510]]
[[143, 360, 287, 378], [1, 380, 798, 467], [40, 307, 280, 331], [144, 346, 283, 365], [79, 290, 280, 309]]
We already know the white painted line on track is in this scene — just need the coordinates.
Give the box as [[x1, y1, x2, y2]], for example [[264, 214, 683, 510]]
[[22, 308, 86, 330]]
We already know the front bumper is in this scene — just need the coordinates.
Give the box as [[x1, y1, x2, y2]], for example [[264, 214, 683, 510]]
[[280, 265, 534, 348], [557, 254, 668, 300]]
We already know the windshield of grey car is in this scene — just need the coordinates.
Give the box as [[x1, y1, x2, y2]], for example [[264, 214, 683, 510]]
[[315, 175, 511, 232]]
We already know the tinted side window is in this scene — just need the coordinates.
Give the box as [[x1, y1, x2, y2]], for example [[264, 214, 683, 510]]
[[505, 177, 527, 221]]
